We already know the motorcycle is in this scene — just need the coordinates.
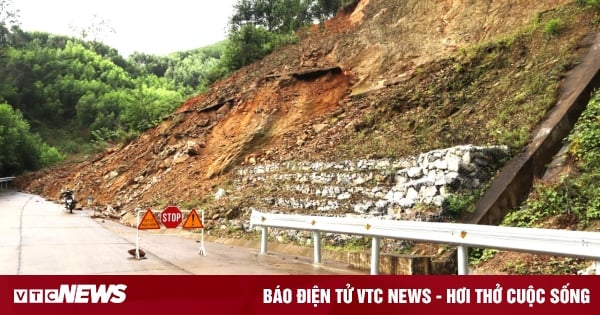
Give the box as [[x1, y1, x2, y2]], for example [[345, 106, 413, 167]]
[[61, 189, 77, 213]]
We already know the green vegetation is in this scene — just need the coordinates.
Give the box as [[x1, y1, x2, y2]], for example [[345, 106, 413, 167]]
[[323, 236, 371, 252], [504, 90, 600, 229], [496, 90, 599, 274], [0, 103, 63, 175], [503, 257, 587, 275], [469, 248, 498, 266], [578, 0, 600, 8], [442, 191, 481, 217], [472, 87, 600, 273], [1, 1, 231, 174], [0, 0, 355, 176], [337, 4, 597, 162], [223, 0, 355, 70], [544, 18, 564, 36], [0, 25, 223, 160]]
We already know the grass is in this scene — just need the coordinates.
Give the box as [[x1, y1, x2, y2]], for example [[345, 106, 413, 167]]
[[477, 90, 600, 274], [544, 18, 565, 36], [503, 90, 600, 229], [323, 236, 372, 252], [333, 4, 598, 162]]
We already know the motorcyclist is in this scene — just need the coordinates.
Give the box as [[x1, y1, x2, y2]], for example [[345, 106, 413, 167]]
[[60, 188, 77, 213]]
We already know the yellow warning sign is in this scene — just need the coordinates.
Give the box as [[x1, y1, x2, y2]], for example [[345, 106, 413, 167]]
[[138, 209, 161, 230], [183, 209, 204, 229]]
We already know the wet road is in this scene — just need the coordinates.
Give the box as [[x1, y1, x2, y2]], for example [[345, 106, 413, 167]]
[[0, 190, 365, 275]]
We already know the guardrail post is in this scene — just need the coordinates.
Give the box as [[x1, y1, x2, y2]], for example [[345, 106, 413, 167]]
[[457, 245, 469, 275], [313, 231, 322, 264], [260, 226, 268, 254], [371, 237, 380, 275]]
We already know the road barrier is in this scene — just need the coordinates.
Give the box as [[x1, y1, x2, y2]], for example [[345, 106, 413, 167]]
[[135, 207, 206, 260], [250, 209, 600, 275], [0, 177, 15, 190]]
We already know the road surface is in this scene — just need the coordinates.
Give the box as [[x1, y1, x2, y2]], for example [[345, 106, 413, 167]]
[[0, 190, 364, 275]]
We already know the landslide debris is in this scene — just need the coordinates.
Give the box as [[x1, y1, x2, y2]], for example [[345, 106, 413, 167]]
[[16, 0, 598, 242]]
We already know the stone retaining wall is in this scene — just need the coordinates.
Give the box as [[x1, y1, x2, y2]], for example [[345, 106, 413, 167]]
[[233, 144, 508, 260], [237, 144, 508, 221]]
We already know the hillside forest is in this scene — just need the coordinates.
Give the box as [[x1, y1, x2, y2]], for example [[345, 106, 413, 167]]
[[0, 0, 353, 176]]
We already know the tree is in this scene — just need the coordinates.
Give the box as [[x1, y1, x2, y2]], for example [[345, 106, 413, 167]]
[[0, 0, 19, 97], [162, 42, 228, 91], [230, 0, 311, 33], [223, 24, 276, 71], [118, 79, 183, 133], [129, 52, 170, 77], [223, 0, 350, 71], [0, 19, 208, 154], [0, 103, 62, 176], [311, 0, 342, 23]]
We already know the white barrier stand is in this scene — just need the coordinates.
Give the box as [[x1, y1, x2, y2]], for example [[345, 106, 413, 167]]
[[198, 210, 206, 256], [135, 210, 143, 260]]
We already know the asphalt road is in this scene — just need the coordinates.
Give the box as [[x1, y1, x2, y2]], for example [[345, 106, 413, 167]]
[[0, 190, 364, 275]]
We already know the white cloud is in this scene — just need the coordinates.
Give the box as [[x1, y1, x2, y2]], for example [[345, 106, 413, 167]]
[[16, 0, 237, 56]]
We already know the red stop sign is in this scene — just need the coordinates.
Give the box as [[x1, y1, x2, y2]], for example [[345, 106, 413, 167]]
[[160, 206, 182, 228]]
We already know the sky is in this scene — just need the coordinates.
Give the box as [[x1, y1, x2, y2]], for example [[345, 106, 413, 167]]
[[15, 0, 238, 56]]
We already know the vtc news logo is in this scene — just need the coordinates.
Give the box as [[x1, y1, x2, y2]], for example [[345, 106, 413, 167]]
[[13, 284, 127, 304]]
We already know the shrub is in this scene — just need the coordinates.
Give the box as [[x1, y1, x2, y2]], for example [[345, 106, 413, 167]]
[[0, 103, 63, 174], [544, 18, 564, 36], [577, 0, 600, 8]]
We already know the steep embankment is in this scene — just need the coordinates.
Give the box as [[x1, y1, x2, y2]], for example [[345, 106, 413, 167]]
[[16, 0, 598, 236]]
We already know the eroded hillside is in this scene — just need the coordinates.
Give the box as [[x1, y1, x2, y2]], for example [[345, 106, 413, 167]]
[[16, 0, 598, 236]]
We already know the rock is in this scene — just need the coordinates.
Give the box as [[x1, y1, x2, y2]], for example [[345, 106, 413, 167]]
[[185, 140, 200, 156], [313, 123, 328, 133], [421, 185, 438, 197], [398, 198, 415, 208], [434, 159, 448, 170], [354, 203, 370, 213], [406, 167, 422, 178], [447, 156, 461, 172], [405, 187, 419, 200], [337, 192, 352, 200], [225, 209, 236, 219], [215, 188, 226, 200]]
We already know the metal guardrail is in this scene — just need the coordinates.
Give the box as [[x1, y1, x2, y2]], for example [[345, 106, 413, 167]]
[[250, 209, 600, 275], [0, 177, 15, 190]]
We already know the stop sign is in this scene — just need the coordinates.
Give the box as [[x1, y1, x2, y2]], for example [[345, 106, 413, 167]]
[[160, 206, 182, 228]]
